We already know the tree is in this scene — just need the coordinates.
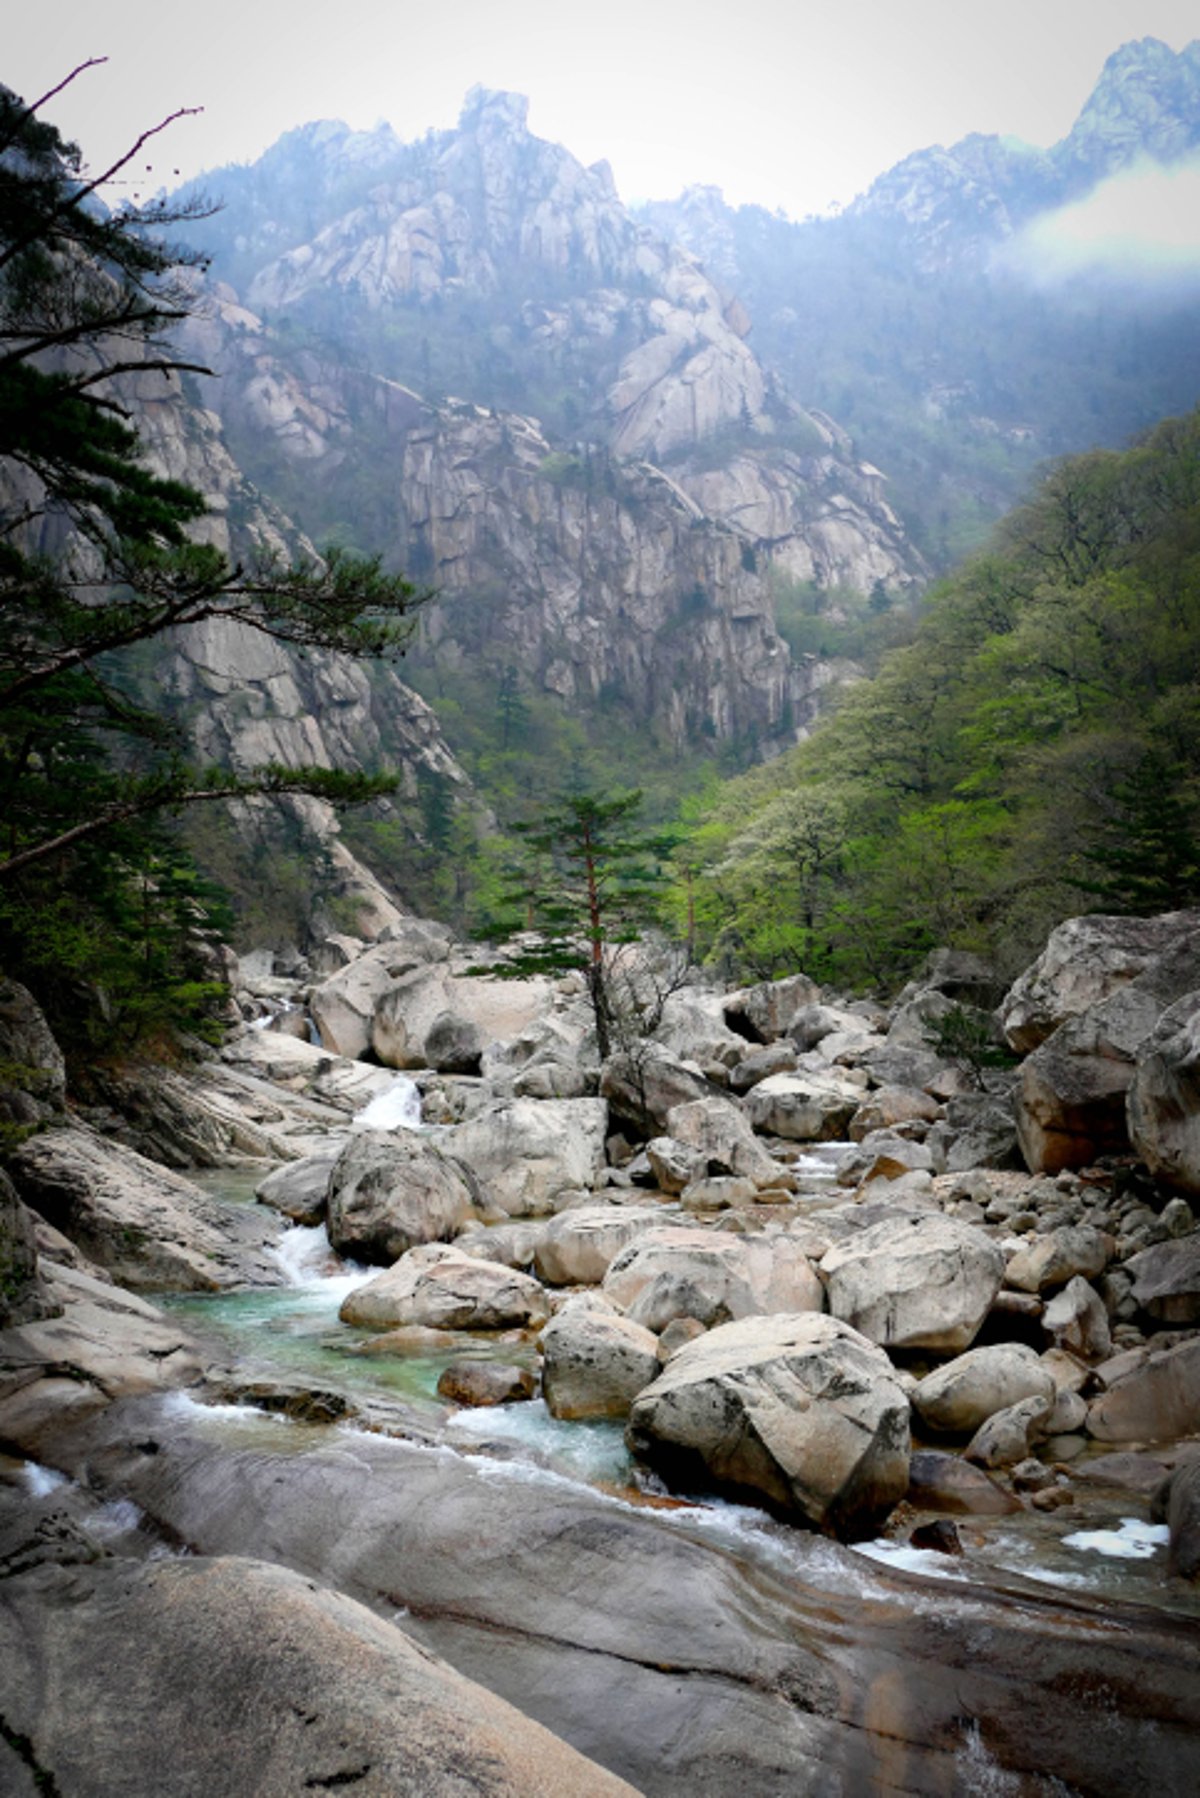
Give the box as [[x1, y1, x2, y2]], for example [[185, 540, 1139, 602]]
[[0, 65, 429, 1043], [481, 789, 674, 1060]]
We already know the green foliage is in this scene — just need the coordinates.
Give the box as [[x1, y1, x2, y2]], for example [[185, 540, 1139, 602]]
[[675, 409, 1200, 990], [922, 1004, 1017, 1089], [477, 788, 674, 1058]]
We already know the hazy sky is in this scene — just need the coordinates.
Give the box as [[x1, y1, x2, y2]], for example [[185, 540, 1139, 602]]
[[6, 1, 1199, 218]]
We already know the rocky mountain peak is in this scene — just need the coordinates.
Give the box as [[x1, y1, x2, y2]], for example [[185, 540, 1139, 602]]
[[459, 85, 531, 134], [1057, 35, 1200, 178]]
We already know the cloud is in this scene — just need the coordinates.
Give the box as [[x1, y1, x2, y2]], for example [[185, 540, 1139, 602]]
[[997, 158, 1200, 292]]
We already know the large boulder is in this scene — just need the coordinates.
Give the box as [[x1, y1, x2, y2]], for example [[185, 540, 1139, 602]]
[[723, 973, 820, 1044], [0, 1555, 635, 1797], [999, 912, 1200, 1054], [424, 1009, 486, 1074], [340, 1243, 551, 1331], [1128, 993, 1200, 1196], [325, 1130, 478, 1263], [443, 1098, 608, 1217], [7, 1127, 280, 1291], [820, 1214, 1004, 1353], [1014, 984, 1162, 1174], [599, 1048, 718, 1136], [911, 1343, 1056, 1436], [664, 1095, 786, 1189], [373, 965, 554, 1071], [533, 1205, 665, 1286], [1004, 1225, 1112, 1294], [743, 1069, 863, 1142], [602, 1226, 823, 1331], [255, 1149, 339, 1225], [541, 1294, 661, 1419], [626, 1312, 910, 1535], [1087, 1335, 1200, 1443], [1127, 1236, 1200, 1326]]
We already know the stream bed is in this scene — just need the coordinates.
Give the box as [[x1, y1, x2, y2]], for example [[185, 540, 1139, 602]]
[[166, 1158, 1199, 1624]]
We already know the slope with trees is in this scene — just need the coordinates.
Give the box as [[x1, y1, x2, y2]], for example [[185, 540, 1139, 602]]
[[674, 409, 1200, 990]]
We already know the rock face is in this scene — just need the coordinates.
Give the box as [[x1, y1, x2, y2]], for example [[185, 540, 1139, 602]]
[[0, 1169, 58, 1329], [603, 1226, 824, 1331], [7, 1127, 281, 1292], [820, 1214, 1004, 1352], [325, 1130, 478, 1263], [0, 978, 66, 1128], [340, 1243, 550, 1331], [627, 1312, 911, 1534], [0, 1555, 636, 1797]]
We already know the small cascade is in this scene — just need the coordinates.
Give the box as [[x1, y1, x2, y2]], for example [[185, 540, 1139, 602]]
[[352, 1075, 422, 1131], [272, 1223, 373, 1306]]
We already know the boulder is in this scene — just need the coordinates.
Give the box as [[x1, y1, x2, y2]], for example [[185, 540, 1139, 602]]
[[723, 973, 820, 1044], [7, 1127, 280, 1292], [821, 1214, 1004, 1353], [1042, 1276, 1112, 1361], [1014, 985, 1161, 1173], [644, 1135, 703, 1195], [443, 1098, 608, 1216], [541, 1294, 661, 1419], [1004, 1225, 1111, 1294], [1159, 1456, 1200, 1580], [340, 1244, 551, 1331], [849, 1086, 941, 1141], [835, 1131, 934, 1188], [912, 1344, 1056, 1436], [789, 1002, 870, 1054], [937, 1091, 1022, 1173], [436, 1361, 537, 1406], [255, 1150, 339, 1225], [999, 912, 1200, 1053], [743, 1069, 863, 1142], [455, 1220, 543, 1271], [906, 1450, 1024, 1516], [603, 1226, 823, 1332], [1086, 1335, 1200, 1443], [729, 1042, 798, 1093], [533, 1205, 665, 1287], [664, 1095, 785, 1188], [1127, 1236, 1200, 1325], [626, 1312, 910, 1535], [1128, 993, 1200, 1196], [0, 1556, 635, 1797], [424, 1009, 486, 1074], [311, 945, 403, 1059], [325, 1130, 478, 1263], [964, 1393, 1054, 1469], [599, 1048, 717, 1135], [680, 1174, 758, 1212]]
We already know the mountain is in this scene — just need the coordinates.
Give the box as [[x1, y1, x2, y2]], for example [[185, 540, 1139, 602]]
[[168, 89, 923, 782], [642, 37, 1200, 566]]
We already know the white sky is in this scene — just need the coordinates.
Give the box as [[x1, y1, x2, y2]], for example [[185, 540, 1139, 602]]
[[5, 1, 1198, 219]]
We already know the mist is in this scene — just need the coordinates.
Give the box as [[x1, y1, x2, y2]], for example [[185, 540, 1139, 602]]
[[997, 157, 1200, 296]]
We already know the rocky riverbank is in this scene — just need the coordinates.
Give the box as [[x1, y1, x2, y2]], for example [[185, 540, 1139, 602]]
[[2, 909, 1199, 1792]]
